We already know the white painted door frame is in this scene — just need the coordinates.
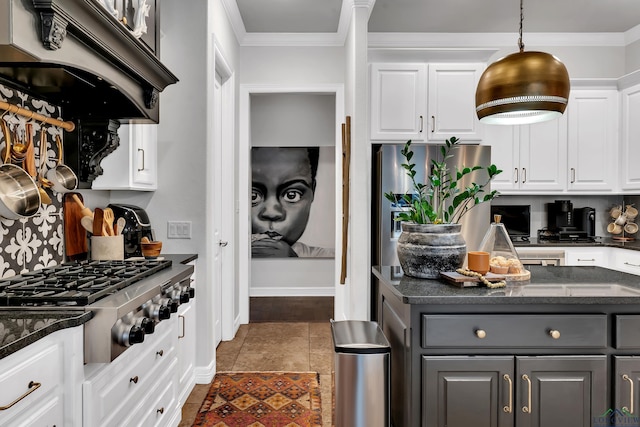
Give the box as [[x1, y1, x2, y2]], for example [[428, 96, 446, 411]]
[[238, 84, 345, 325], [211, 38, 236, 343]]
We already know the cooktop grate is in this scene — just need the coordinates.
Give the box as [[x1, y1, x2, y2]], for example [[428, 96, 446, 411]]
[[0, 259, 172, 306]]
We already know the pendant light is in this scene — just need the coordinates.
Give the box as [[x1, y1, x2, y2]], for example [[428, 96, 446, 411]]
[[475, 0, 570, 125]]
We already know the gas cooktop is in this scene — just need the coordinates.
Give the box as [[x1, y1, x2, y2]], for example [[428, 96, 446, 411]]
[[0, 259, 172, 307]]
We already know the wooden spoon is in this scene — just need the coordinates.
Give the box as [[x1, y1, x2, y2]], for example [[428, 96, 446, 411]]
[[115, 217, 126, 236], [80, 215, 94, 234], [93, 208, 105, 237], [1, 119, 12, 164], [103, 207, 115, 236], [71, 194, 94, 219]]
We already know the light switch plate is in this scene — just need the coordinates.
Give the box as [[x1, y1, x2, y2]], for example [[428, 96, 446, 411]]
[[168, 221, 192, 239]]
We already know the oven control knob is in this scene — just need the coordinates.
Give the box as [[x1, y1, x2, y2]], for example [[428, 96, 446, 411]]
[[113, 319, 145, 347], [158, 305, 171, 320], [180, 292, 190, 303], [189, 288, 195, 298], [137, 317, 155, 334], [128, 326, 145, 345]]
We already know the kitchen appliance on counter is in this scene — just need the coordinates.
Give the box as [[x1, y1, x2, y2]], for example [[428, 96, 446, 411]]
[[374, 144, 492, 266], [107, 204, 154, 258], [542, 200, 596, 242], [490, 205, 531, 242], [0, 259, 194, 363]]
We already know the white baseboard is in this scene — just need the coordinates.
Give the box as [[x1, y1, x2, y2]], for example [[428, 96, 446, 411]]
[[194, 359, 216, 384], [249, 286, 335, 297]]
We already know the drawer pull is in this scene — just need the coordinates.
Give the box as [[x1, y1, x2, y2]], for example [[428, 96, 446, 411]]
[[0, 381, 41, 410], [157, 407, 165, 414], [522, 374, 532, 413], [179, 314, 185, 339], [624, 262, 640, 268], [577, 258, 595, 262], [503, 374, 512, 413], [623, 374, 634, 414], [475, 329, 487, 339], [156, 350, 164, 357], [549, 329, 561, 339], [130, 376, 139, 384]]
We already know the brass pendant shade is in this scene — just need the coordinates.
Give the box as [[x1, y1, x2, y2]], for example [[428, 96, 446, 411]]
[[475, 51, 570, 125]]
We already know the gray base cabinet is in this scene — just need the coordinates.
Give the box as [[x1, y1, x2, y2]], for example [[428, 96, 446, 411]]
[[423, 356, 607, 427], [373, 268, 640, 427]]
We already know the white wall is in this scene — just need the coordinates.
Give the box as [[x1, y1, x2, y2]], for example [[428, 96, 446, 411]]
[[249, 93, 336, 295]]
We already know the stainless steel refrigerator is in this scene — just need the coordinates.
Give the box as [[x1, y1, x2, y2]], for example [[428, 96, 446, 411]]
[[374, 143, 493, 266]]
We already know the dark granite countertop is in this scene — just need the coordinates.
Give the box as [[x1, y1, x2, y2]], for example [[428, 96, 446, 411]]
[[0, 253, 198, 360], [513, 237, 640, 251], [373, 265, 640, 305], [0, 310, 92, 360]]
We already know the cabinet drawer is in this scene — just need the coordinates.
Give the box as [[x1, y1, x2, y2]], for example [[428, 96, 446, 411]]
[[422, 314, 607, 349], [83, 319, 177, 426], [0, 333, 65, 425], [615, 315, 640, 349]]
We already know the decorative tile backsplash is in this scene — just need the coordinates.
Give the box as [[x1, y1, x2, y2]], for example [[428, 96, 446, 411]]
[[0, 84, 65, 277]]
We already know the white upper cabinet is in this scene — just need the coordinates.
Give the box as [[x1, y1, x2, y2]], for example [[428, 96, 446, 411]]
[[620, 84, 640, 191], [427, 63, 484, 141], [370, 63, 426, 140], [92, 124, 158, 191], [567, 89, 618, 192], [484, 116, 567, 192]]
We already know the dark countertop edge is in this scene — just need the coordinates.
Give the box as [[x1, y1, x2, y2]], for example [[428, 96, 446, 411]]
[[164, 253, 198, 264], [0, 311, 93, 360], [373, 265, 640, 305], [513, 238, 640, 251]]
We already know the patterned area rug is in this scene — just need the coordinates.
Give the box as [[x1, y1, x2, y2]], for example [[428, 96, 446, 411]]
[[193, 371, 323, 427]]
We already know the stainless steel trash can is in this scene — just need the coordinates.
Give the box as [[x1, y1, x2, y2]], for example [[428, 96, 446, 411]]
[[331, 320, 390, 427]]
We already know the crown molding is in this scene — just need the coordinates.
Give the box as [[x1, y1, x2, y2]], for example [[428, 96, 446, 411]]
[[222, 0, 637, 48], [368, 32, 627, 49]]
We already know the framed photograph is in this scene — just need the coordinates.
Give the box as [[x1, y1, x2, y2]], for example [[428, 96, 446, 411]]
[[251, 146, 335, 258]]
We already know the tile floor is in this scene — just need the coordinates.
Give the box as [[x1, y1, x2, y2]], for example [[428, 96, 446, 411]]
[[179, 322, 334, 426]]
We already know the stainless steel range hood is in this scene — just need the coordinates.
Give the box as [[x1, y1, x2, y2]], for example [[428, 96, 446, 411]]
[[0, 0, 178, 124]]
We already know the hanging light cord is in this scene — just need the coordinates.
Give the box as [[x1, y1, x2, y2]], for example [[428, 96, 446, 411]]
[[518, 0, 525, 52]]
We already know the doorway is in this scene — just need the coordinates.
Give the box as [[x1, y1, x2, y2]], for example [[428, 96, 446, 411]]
[[238, 85, 345, 327]]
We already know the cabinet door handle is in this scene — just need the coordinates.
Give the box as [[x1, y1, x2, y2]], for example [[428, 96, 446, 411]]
[[522, 374, 532, 413], [514, 168, 519, 183], [623, 374, 634, 414], [0, 381, 41, 411], [503, 374, 513, 413], [431, 115, 435, 133], [624, 262, 640, 268], [157, 407, 165, 414], [522, 168, 527, 183], [156, 349, 164, 357], [130, 376, 139, 384], [179, 314, 185, 339], [419, 115, 424, 133], [137, 148, 145, 171], [577, 258, 595, 262], [571, 167, 576, 183]]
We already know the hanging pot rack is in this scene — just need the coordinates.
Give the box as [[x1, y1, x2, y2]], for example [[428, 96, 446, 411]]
[[0, 101, 75, 132]]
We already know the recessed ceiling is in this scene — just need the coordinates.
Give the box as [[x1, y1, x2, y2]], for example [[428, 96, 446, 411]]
[[228, 0, 640, 46]]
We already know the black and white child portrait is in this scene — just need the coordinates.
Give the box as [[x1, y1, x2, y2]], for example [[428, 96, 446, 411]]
[[251, 146, 335, 258]]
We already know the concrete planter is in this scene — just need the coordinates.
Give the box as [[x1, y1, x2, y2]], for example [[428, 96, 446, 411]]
[[397, 222, 466, 279]]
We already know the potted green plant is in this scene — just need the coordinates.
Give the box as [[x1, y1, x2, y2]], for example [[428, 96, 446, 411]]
[[385, 136, 502, 278]]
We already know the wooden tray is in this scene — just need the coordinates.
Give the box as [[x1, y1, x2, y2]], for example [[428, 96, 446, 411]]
[[440, 271, 506, 288]]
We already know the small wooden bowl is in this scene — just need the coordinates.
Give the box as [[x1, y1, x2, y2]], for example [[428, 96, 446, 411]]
[[141, 241, 162, 259]]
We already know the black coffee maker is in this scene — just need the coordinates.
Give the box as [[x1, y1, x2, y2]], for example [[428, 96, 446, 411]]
[[547, 200, 588, 240], [107, 204, 154, 258], [547, 200, 574, 231]]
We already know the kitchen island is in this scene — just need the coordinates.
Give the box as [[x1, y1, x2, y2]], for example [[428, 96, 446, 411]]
[[373, 265, 640, 427]]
